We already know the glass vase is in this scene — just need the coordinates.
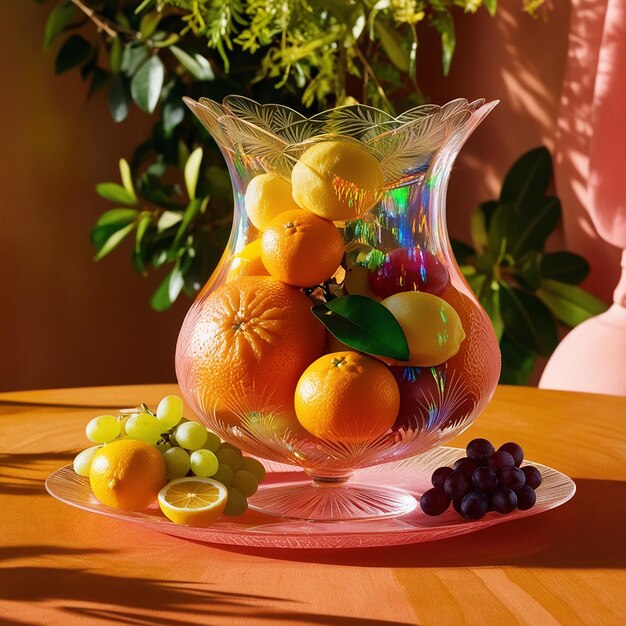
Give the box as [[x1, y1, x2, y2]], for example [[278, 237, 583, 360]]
[[176, 96, 501, 521]]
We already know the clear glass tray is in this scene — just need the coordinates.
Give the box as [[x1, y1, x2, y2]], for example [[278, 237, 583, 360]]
[[45, 446, 575, 549]]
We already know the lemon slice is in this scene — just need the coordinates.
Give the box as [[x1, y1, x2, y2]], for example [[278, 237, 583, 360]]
[[158, 477, 228, 527]]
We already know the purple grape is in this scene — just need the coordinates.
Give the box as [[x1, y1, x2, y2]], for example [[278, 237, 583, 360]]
[[500, 466, 526, 491], [431, 466, 454, 490], [460, 490, 489, 520], [452, 498, 464, 516], [516, 485, 537, 510], [466, 438, 495, 464], [522, 466, 543, 490], [453, 457, 480, 477], [490, 487, 517, 514], [420, 488, 451, 516], [498, 442, 524, 467], [489, 450, 515, 472], [444, 470, 471, 499], [472, 466, 498, 493]]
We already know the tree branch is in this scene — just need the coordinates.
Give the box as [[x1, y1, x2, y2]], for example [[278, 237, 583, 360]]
[[69, 0, 120, 39]]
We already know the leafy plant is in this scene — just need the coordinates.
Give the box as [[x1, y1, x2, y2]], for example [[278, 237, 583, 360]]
[[37, 0, 545, 312], [452, 147, 607, 385]]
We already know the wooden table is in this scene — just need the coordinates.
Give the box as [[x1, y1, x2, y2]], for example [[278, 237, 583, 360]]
[[1, 384, 625, 625]]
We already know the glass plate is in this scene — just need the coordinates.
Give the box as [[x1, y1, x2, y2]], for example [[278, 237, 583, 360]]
[[45, 447, 575, 549]]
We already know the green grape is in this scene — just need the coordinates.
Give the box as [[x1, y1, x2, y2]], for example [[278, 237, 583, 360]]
[[156, 395, 184, 430], [125, 412, 161, 445], [156, 442, 172, 454], [163, 446, 191, 479], [219, 442, 242, 454], [175, 421, 208, 451], [73, 445, 101, 476], [224, 487, 248, 517], [85, 415, 121, 444], [241, 457, 266, 482], [190, 449, 219, 478], [216, 447, 243, 471], [232, 470, 259, 497], [212, 464, 234, 487], [201, 430, 221, 453]]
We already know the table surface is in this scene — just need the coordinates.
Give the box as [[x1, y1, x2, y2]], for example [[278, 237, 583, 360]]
[[1, 384, 625, 626]]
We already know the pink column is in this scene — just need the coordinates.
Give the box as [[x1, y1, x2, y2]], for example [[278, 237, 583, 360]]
[[540, 0, 626, 396]]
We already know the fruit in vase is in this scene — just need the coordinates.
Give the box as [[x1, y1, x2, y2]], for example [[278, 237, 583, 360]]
[[244, 172, 299, 230], [294, 351, 400, 443], [261, 209, 344, 287], [227, 240, 269, 281], [89, 439, 168, 511], [181, 276, 325, 418], [344, 266, 374, 297], [291, 141, 384, 221], [369, 247, 450, 299], [381, 291, 466, 366]]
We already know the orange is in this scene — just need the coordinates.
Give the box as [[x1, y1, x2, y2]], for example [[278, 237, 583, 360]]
[[245, 172, 299, 230], [186, 276, 325, 418], [227, 240, 269, 281], [294, 351, 400, 443], [89, 439, 167, 511], [291, 141, 384, 220], [261, 209, 344, 287]]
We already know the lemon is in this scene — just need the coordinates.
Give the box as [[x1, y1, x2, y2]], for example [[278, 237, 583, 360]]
[[245, 173, 299, 231], [158, 477, 228, 527], [89, 439, 168, 511], [291, 141, 384, 221], [381, 291, 466, 366], [227, 240, 269, 281]]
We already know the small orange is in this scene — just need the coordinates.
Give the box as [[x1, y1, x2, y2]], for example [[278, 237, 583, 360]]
[[294, 351, 400, 443], [227, 240, 269, 281], [182, 276, 325, 418], [261, 209, 344, 287], [89, 439, 168, 511]]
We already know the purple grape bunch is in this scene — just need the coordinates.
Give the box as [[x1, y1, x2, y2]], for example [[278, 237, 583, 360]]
[[419, 438, 543, 520]]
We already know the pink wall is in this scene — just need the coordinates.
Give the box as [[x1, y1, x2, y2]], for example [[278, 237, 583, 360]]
[[0, 2, 615, 391]]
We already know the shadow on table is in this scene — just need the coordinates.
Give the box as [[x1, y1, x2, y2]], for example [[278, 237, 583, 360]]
[[0, 451, 74, 497], [0, 545, 415, 626], [217, 478, 625, 570]]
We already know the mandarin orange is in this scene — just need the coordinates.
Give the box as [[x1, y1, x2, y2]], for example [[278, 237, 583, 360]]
[[184, 276, 325, 419], [294, 351, 400, 443], [227, 240, 269, 281], [261, 209, 344, 287]]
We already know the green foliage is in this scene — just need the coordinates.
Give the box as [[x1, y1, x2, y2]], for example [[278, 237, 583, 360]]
[[453, 147, 607, 385]]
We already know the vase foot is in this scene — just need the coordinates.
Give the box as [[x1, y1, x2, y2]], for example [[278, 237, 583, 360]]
[[248, 478, 418, 521]]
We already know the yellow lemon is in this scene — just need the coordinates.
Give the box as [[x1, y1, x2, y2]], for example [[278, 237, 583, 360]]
[[158, 477, 228, 526], [227, 240, 269, 281], [291, 141, 384, 221], [344, 266, 374, 296], [245, 173, 299, 231], [89, 439, 167, 511], [381, 291, 466, 367]]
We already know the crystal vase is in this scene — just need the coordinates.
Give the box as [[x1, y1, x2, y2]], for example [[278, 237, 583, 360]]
[[176, 96, 501, 521]]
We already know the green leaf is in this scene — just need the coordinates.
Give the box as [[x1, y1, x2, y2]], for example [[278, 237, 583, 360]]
[[119, 159, 137, 202], [500, 146, 552, 213], [484, 0, 498, 17], [96, 182, 137, 205], [157, 211, 183, 231], [55, 35, 92, 74], [44, 2, 76, 48], [170, 46, 215, 81], [537, 279, 607, 327], [135, 213, 152, 254], [151, 264, 183, 311], [163, 99, 185, 136], [121, 44, 149, 76], [540, 251, 590, 284], [108, 75, 129, 123], [312, 295, 409, 361], [130, 55, 164, 113], [499, 336, 535, 385], [499, 282, 558, 357], [109, 36, 123, 74], [91, 215, 137, 261], [470, 206, 488, 253], [94, 208, 139, 228], [140, 12, 162, 39], [430, 9, 455, 76], [479, 283, 504, 342], [171, 197, 206, 252], [184, 148, 203, 200], [374, 21, 410, 72], [516, 250, 542, 291], [510, 197, 561, 257]]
